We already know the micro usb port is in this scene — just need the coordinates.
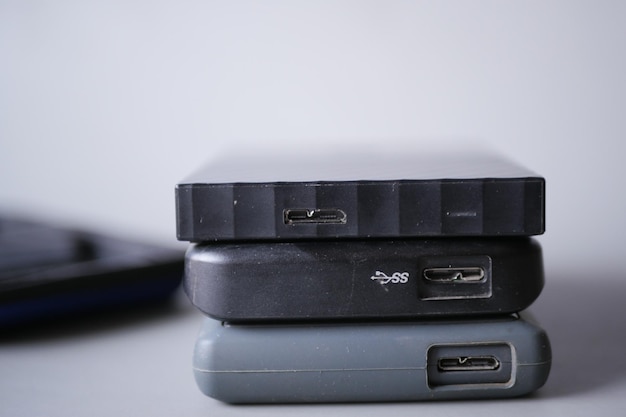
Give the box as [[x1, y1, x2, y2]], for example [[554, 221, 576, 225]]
[[438, 356, 500, 372], [423, 267, 485, 283], [427, 344, 512, 387], [418, 256, 492, 300], [283, 209, 347, 225]]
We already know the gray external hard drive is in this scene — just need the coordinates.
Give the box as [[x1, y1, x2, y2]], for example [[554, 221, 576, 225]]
[[193, 312, 551, 403]]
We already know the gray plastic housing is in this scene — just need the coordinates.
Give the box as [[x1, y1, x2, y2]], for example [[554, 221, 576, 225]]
[[193, 312, 551, 403], [184, 237, 543, 321], [176, 151, 545, 241]]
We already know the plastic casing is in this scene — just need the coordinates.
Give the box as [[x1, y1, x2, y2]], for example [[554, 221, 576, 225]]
[[184, 237, 543, 321], [176, 152, 545, 241], [192, 312, 551, 403], [0, 216, 184, 327]]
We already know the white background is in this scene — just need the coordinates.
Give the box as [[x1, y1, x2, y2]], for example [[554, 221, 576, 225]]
[[1, 1, 625, 416]]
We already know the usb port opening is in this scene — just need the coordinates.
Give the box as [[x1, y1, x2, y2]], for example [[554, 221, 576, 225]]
[[283, 209, 347, 225], [423, 267, 485, 283], [438, 356, 500, 372], [418, 256, 492, 300], [427, 344, 512, 387]]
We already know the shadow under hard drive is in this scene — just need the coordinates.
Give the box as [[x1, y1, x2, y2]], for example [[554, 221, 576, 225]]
[[532, 269, 626, 398]]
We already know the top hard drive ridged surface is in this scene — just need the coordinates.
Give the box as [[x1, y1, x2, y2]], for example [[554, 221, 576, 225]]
[[176, 151, 545, 241]]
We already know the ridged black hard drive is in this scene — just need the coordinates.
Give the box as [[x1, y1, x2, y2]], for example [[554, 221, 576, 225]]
[[176, 151, 545, 242]]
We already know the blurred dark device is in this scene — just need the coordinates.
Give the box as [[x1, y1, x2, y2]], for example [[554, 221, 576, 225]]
[[185, 237, 544, 321], [176, 151, 545, 242], [0, 215, 184, 328]]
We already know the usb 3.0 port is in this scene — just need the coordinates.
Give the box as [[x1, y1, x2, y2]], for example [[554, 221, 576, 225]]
[[427, 344, 512, 387], [283, 209, 347, 225], [438, 356, 500, 372], [418, 256, 492, 300], [423, 267, 485, 283]]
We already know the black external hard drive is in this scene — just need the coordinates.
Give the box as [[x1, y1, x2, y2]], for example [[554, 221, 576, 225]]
[[184, 237, 543, 321], [175, 150, 545, 242], [192, 312, 551, 403]]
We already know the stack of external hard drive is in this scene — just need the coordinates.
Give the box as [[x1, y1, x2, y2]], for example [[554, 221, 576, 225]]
[[175, 151, 551, 403]]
